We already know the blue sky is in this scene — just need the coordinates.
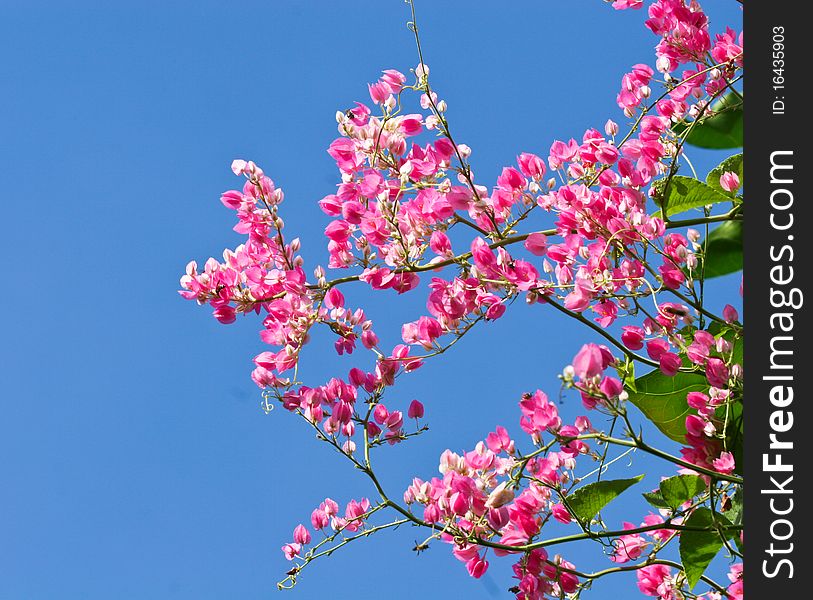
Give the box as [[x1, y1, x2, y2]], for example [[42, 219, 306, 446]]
[[1, 1, 742, 598]]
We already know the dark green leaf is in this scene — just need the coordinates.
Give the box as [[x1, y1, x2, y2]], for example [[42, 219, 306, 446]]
[[642, 490, 671, 509], [716, 397, 743, 475], [706, 325, 744, 474], [680, 508, 736, 589], [652, 176, 731, 218], [567, 475, 645, 523], [617, 359, 637, 393], [627, 370, 707, 443], [659, 474, 707, 509], [703, 221, 743, 278], [723, 488, 744, 552], [674, 93, 743, 149], [706, 153, 743, 198], [723, 487, 743, 527]]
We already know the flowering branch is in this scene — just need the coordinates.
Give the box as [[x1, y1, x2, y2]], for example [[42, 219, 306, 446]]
[[180, 1, 745, 598]]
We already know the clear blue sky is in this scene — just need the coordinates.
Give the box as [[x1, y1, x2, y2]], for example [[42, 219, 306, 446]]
[[0, 1, 742, 598]]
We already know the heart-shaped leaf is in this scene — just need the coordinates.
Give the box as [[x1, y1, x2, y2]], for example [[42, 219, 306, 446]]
[[627, 370, 707, 443], [566, 475, 645, 524]]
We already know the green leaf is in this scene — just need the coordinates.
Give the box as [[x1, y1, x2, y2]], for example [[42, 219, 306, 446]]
[[706, 324, 744, 473], [627, 370, 708, 443], [567, 475, 645, 523], [617, 359, 637, 393], [680, 508, 735, 589], [723, 487, 743, 527], [716, 396, 744, 474], [702, 221, 743, 278], [706, 153, 743, 198], [659, 475, 707, 509], [707, 322, 743, 360], [723, 488, 744, 552], [642, 490, 671, 509], [652, 176, 731, 218], [674, 92, 743, 149]]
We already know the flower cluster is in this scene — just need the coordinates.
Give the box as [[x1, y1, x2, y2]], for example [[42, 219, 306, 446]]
[[180, 0, 744, 597], [637, 561, 742, 600], [398, 391, 595, 597], [281, 497, 373, 561]]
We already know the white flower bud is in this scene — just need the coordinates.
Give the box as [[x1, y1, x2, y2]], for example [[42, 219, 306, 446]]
[[485, 482, 515, 509], [656, 56, 671, 73], [604, 119, 619, 137]]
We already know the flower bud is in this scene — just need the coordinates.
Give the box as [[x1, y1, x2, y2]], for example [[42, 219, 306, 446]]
[[485, 482, 515, 509], [408, 399, 425, 419], [656, 56, 671, 73], [604, 119, 619, 137], [373, 404, 389, 424], [293, 524, 311, 545]]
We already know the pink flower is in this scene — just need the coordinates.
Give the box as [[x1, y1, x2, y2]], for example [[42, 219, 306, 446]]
[[727, 562, 743, 600], [685, 414, 707, 438], [600, 376, 623, 399], [612, 0, 643, 9], [281, 543, 301, 561], [347, 102, 370, 126], [594, 300, 618, 328], [642, 513, 672, 542], [551, 503, 572, 524], [524, 232, 548, 256], [621, 326, 645, 350], [213, 305, 237, 324], [719, 171, 740, 193], [713, 451, 736, 475], [486, 426, 514, 454], [324, 219, 352, 242], [542, 556, 579, 593], [324, 287, 345, 309], [466, 554, 489, 579], [646, 338, 670, 361], [398, 114, 423, 136], [293, 524, 311, 545], [373, 404, 389, 424], [611, 523, 648, 562], [659, 352, 681, 376], [408, 399, 424, 419], [572, 343, 605, 380], [380, 69, 406, 93], [517, 152, 547, 180], [386, 410, 403, 431], [429, 231, 452, 256], [605, 119, 619, 136], [637, 564, 672, 596], [712, 28, 744, 67], [368, 81, 390, 105], [659, 264, 685, 289], [706, 358, 730, 387]]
